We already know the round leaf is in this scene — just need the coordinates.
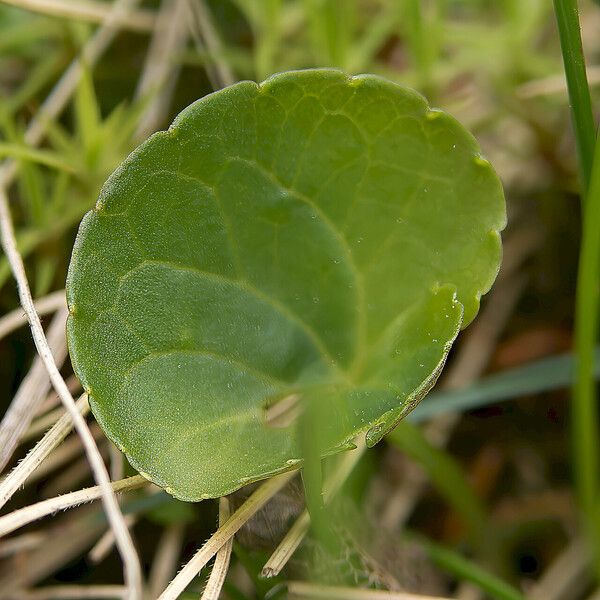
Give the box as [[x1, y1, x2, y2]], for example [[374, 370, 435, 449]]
[[66, 70, 505, 501]]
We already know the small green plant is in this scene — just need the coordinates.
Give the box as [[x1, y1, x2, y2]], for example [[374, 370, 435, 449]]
[[66, 69, 505, 501]]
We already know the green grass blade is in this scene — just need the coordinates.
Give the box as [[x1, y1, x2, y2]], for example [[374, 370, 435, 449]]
[[74, 66, 101, 164], [574, 134, 600, 556], [254, 0, 281, 79], [0, 142, 75, 173], [415, 535, 526, 600], [553, 0, 596, 189], [346, 1, 402, 72], [387, 421, 487, 545], [553, 0, 600, 568], [410, 349, 600, 422]]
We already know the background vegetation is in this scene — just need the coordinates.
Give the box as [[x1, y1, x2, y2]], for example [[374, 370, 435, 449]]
[[0, 0, 599, 599]]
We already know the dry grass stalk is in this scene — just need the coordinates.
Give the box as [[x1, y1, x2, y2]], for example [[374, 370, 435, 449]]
[[287, 582, 452, 600], [147, 524, 186, 599], [0, 475, 147, 538], [134, 0, 189, 139], [0, 1, 149, 596], [0, 394, 89, 509], [25, 424, 103, 487], [201, 497, 234, 600], [1, 0, 155, 31], [15, 585, 127, 599], [0, 289, 65, 341], [89, 514, 138, 564], [185, 0, 235, 89], [0, 307, 69, 472], [261, 438, 365, 577], [158, 471, 297, 600]]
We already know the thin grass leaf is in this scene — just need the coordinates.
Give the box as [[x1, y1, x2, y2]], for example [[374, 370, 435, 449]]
[[409, 348, 600, 422], [0, 143, 75, 173], [552, 0, 600, 568], [74, 66, 101, 167], [553, 0, 596, 190], [573, 134, 600, 564], [387, 421, 487, 545], [415, 535, 526, 600]]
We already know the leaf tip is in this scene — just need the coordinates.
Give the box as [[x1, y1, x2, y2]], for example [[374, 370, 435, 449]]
[[365, 423, 386, 448], [473, 154, 491, 169], [425, 109, 443, 121]]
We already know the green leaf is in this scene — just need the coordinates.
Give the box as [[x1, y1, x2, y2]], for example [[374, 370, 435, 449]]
[[66, 69, 505, 501]]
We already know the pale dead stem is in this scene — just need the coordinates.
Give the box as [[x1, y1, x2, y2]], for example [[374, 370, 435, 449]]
[[86, 442, 130, 563], [0, 532, 46, 558], [34, 374, 82, 418], [185, 0, 235, 89], [0, 394, 89, 510], [0, 1, 147, 597], [134, 0, 190, 140], [0, 506, 107, 593], [261, 438, 365, 578], [516, 65, 600, 98], [0, 475, 147, 538], [89, 514, 138, 564], [148, 524, 186, 599], [13, 585, 127, 599], [0, 289, 65, 341], [158, 471, 297, 600], [26, 424, 103, 487], [42, 453, 103, 497], [287, 582, 452, 600], [23, 404, 70, 443], [201, 497, 233, 600], [262, 509, 310, 579], [0, 306, 69, 471], [1, 0, 155, 32]]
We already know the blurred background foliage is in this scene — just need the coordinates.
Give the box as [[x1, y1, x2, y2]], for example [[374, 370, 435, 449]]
[[0, 1, 599, 599]]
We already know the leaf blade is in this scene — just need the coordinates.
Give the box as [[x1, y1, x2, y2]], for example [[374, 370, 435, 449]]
[[67, 69, 505, 500]]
